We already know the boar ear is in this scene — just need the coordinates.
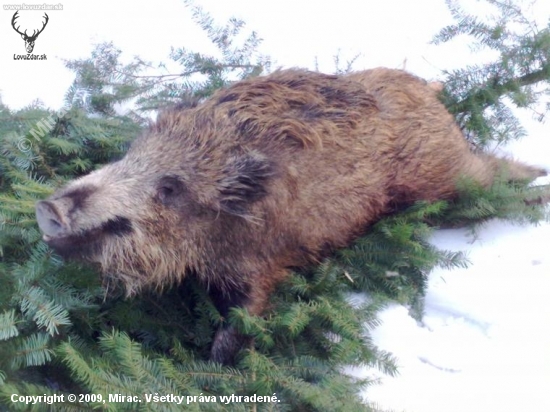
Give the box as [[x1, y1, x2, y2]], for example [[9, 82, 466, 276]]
[[218, 151, 274, 216]]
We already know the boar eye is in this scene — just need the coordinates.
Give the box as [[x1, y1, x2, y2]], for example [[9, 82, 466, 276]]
[[156, 176, 184, 205]]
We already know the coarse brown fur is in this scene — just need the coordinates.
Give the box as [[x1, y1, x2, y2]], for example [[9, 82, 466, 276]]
[[35, 68, 546, 364]]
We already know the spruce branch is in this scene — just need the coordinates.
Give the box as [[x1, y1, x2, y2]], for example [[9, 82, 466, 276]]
[[434, 0, 550, 146], [449, 64, 550, 114]]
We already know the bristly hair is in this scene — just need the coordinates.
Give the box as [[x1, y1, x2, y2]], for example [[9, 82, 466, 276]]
[[218, 151, 275, 217]]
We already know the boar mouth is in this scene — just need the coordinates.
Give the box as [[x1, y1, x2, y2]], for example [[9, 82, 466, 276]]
[[42, 229, 104, 260]]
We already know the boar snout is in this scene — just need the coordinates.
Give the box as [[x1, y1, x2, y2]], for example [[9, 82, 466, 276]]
[[36, 189, 134, 261], [36, 200, 71, 240]]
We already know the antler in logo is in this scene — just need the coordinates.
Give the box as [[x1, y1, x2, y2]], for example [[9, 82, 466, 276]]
[[11, 11, 49, 54]]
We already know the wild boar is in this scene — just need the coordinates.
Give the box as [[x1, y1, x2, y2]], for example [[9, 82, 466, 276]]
[[35, 68, 546, 363]]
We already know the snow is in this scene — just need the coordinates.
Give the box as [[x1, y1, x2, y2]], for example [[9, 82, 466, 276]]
[[1, 1, 549, 411], [352, 219, 550, 412]]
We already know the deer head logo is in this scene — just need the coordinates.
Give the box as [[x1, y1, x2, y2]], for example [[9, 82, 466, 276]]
[[11, 11, 49, 54]]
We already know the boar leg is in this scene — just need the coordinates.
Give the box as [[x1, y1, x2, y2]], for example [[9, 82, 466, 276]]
[[207, 269, 285, 364]]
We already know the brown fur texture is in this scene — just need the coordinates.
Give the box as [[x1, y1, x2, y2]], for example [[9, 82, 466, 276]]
[[35, 68, 546, 363]]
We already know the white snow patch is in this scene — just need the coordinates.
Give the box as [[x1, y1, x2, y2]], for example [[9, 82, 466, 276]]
[[349, 170, 550, 412]]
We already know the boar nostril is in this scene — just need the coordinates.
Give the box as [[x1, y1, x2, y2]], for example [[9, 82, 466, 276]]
[[35, 200, 69, 238], [49, 219, 61, 228]]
